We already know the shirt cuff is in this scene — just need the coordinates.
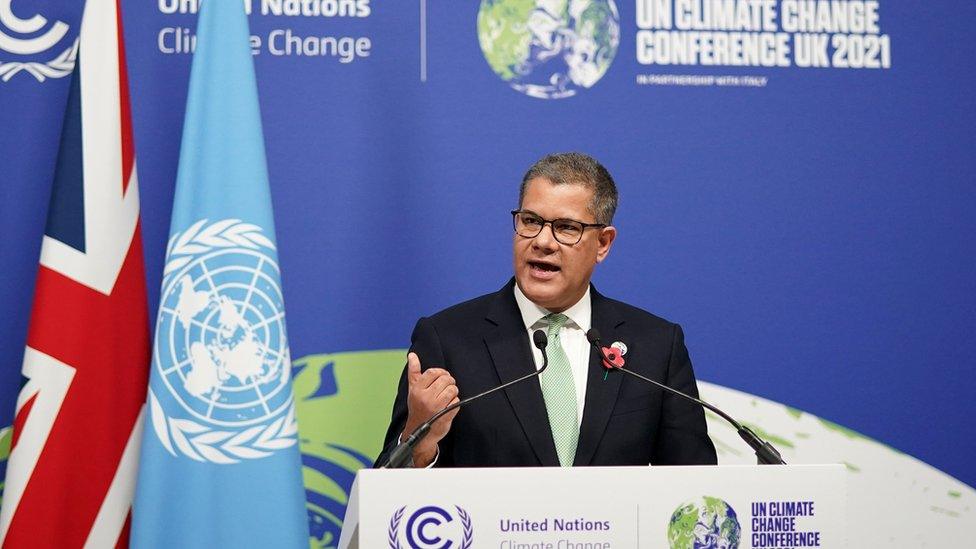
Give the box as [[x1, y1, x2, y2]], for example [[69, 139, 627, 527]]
[[398, 433, 439, 468]]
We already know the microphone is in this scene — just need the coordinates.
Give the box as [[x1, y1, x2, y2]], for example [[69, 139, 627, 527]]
[[586, 328, 786, 465], [381, 329, 551, 468]]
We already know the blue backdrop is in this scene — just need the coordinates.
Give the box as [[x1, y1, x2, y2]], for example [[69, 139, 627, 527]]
[[2, 0, 974, 494]]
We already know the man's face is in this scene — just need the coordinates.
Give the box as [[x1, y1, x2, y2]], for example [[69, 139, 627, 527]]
[[513, 178, 616, 312]]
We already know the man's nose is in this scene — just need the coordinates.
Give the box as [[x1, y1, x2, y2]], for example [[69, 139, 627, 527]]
[[532, 223, 560, 250]]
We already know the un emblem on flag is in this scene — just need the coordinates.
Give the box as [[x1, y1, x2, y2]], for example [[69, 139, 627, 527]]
[[148, 219, 298, 464]]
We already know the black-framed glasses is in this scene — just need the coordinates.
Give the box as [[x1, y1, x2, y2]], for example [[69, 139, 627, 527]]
[[511, 210, 606, 246]]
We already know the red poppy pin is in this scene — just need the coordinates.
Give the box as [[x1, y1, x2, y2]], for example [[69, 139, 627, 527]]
[[601, 347, 625, 370]]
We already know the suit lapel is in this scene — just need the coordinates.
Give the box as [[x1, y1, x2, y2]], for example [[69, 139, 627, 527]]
[[574, 287, 625, 466], [484, 281, 560, 467]]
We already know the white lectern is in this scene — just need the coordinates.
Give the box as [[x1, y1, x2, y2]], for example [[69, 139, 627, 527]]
[[340, 465, 846, 548]]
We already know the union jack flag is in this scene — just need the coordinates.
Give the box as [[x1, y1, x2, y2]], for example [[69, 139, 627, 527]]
[[0, 0, 149, 546]]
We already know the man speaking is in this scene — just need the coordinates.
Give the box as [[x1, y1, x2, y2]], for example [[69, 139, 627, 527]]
[[376, 152, 716, 468]]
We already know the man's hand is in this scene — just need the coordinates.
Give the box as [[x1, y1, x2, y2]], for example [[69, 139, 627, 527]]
[[402, 352, 460, 467]]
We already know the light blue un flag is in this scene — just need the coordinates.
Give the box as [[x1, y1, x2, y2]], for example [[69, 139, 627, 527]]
[[131, 1, 307, 547]]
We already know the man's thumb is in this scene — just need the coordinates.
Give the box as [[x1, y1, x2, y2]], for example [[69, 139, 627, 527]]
[[406, 352, 422, 382]]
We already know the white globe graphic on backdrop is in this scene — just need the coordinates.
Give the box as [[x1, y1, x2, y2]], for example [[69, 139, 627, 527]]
[[156, 247, 291, 427], [477, 0, 619, 99]]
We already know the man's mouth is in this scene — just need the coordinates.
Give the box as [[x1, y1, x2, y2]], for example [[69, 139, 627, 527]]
[[528, 260, 560, 273]]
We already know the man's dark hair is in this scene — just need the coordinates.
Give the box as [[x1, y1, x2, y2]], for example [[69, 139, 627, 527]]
[[519, 152, 618, 225]]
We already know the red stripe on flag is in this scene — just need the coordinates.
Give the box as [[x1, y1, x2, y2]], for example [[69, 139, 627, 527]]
[[9, 393, 38, 452], [115, 0, 134, 193], [3, 227, 149, 548], [115, 510, 132, 549]]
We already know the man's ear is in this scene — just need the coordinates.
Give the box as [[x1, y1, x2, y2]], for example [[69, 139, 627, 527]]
[[595, 226, 616, 263]]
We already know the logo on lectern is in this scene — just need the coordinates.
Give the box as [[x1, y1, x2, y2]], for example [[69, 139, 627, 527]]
[[668, 496, 741, 549], [388, 505, 473, 549]]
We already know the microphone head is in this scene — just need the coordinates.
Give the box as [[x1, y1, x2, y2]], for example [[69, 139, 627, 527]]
[[586, 328, 602, 345], [532, 329, 548, 350]]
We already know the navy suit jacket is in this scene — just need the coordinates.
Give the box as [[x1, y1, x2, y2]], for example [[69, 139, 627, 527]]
[[375, 280, 717, 467]]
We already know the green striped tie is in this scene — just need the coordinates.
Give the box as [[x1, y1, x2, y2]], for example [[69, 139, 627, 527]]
[[540, 313, 579, 466]]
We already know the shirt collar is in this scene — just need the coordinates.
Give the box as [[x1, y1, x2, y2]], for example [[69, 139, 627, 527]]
[[513, 283, 592, 332]]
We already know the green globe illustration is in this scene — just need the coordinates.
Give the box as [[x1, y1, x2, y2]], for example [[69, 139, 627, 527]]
[[292, 349, 405, 548], [668, 496, 741, 549], [477, 0, 620, 99]]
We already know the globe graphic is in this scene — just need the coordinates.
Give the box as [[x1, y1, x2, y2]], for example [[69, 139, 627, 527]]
[[156, 249, 291, 427], [477, 0, 620, 99], [668, 496, 741, 549], [291, 350, 408, 548]]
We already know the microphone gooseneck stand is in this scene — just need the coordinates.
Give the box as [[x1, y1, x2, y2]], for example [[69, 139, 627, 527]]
[[586, 328, 786, 465]]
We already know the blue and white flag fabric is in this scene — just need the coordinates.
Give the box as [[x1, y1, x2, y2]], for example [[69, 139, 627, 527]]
[[131, 1, 307, 547]]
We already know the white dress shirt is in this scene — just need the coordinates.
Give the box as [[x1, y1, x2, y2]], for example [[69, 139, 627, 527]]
[[513, 284, 591, 426]]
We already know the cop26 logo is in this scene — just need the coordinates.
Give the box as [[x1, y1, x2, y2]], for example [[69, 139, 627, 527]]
[[0, 0, 77, 82], [477, 0, 620, 99], [148, 219, 298, 464], [388, 505, 474, 549], [668, 496, 741, 549]]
